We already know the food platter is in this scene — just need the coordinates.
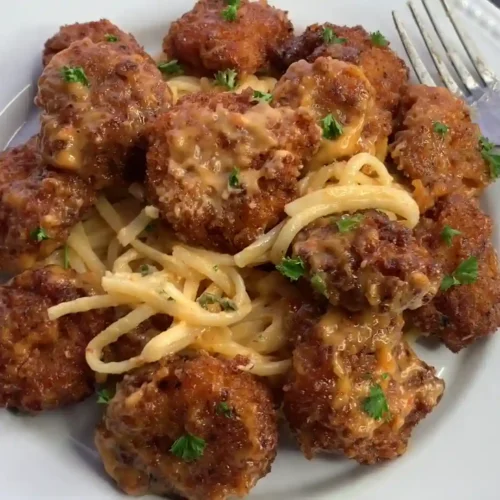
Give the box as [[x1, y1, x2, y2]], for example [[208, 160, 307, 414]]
[[1, 0, 499, 499]]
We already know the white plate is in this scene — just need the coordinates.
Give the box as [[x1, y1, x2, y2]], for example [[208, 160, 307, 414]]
[[1, 0, 499, 498]]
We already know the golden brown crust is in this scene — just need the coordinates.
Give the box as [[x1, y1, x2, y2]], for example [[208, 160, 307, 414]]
[[408, 194, 500, 352], [36, 39, 172, 189], [390, 85, 490, 211], [283, 308, 444, 464], [146, 89, 321, 253], [0, 137, 95, 273], [95, 354, 278, 500], [163, 0, 293, 75], [292, 210, 442, 313], [43, 19, 148, 66], [278, 23, 409, 118], [272, 57, 391, 162], [0, 266, 112, 412]]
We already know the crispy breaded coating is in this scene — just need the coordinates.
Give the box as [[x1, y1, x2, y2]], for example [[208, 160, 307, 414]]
[[408, 194, 500, 352], [43, 19, 147, 66], [146, 89, 321, 253], [283, 308, 444, 464], [278, 23, 408, 118], [391, 85, 490, 211], [0, 266, 111, 412], [36, 38, 172, 189], [95, 354, 278, 500], [163, 0, 293, 75], [272, 57, 391, 164], [0, 137, 95, 273], [292, 210, 442, 313]]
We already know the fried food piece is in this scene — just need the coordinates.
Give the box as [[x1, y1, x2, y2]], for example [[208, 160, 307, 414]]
[[163, 0, 293, 75], [103, 315, 171, 363], [278, 23, 408, 118], [36, 38, 173, 189], [292, 210, 442, 313], [95, 354, 278, 500], [272, 57, 391, 164], [390, 85, 490, 211], [43, 19, 147, 66], [0, 137, 95, 273], [283, 308, 444, 464], [408, 194, 500, 352], [0, 266, 111, 412], [146, 89, 321, 253]]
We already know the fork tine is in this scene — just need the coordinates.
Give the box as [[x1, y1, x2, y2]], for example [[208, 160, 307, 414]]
[[440, 0, 498, 88], [421, 0, 480, 94], [392, 11, 437, 87], [408, 1, 465, 98]]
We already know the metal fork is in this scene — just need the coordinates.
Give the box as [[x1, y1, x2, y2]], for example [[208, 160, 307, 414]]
[[393, 0, 500, 144]]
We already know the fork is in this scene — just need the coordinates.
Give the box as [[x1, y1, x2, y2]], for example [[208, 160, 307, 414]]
[[393, 0, 500, 144]]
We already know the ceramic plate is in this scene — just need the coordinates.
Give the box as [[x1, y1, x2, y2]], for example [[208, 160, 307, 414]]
[[1, 0, 499, 498]]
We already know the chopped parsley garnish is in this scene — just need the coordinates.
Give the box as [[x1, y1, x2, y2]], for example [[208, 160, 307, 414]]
[[252, 90, 273, 104], [320, 114, 343, 140], [104, 34, 118, 42], [311, 273, 328, 297], [276, 256, 306, 282], [214, 69, 238, 90], [440, 256, 479, 291], [63, 245, 70, 270], [480, 136, 500, 179], [433, 122, 449, 136], [197, 293, 237, 311], [370, 31, 389, 47], [60, 66, 89, 86], [30, 227, 49, 242], [336, 214, 364, 233], [322, 27, 346, 45], [381, 373, 390, 380], [362, 383, 390, 421], [97, 387, 115, 405], [213, 265, 219, 272], [228, 167, 241, 189], [221, 0, 240, 21], [157, 60, 184, 76], [170, 433, 206, 462], [140, 264, 153, 276], [441, 225, 462, 247], [216, 401, 233, 418]]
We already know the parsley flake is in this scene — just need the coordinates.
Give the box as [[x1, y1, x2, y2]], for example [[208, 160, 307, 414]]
[[370, 31, 389, 47], [480, 136, 500, 179], [222, 4, 238, 21], [213, 265, 219, 272], [214, 69, 238, 90], [197, 293, 237, 311], [60, 66, 89, 86], [441, 225, 462, 247], [252, 90, 273, 104], [97, 387, 115, 405], [30, 227, 49, 242], [320, 114, 344, 140], [433, 122, 449, 136], [381, 373, 390, 380], [228, 167, 241, 189], [63, 244, 70, 270], [145, 222, 156, 232], [336, 214, 364, 233], [140, 264, 153, 276], [104, 34, 119, 42], [276, 257, 306, 282], [157, 60, 184, 76], [170, 433, 206, 462], [311, 273, 328, 297], [322, 27, 346, 45], [362, 383, 390, 421], [216, 401, 233, 418], [440, 256, 479, 291]]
